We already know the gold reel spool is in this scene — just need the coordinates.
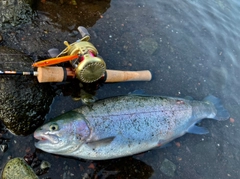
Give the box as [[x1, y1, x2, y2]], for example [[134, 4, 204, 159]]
[[58, 40, 106, 83], [76, 57, 106, 83]]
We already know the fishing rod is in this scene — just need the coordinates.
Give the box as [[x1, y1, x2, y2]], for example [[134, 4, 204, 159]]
[[1, 26, 152, 83]]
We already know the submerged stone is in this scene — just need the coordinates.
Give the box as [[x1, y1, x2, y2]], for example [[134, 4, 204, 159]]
[[160, 158, 176, 177], [2, 157, 39, 179], [139, 37, 159, 55], [0, 46, 54, 135]]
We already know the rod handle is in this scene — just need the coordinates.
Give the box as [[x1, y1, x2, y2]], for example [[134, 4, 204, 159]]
[[105, 70, 152, 82], [37, 67, 152, 83], [37, 67, 75, 83]]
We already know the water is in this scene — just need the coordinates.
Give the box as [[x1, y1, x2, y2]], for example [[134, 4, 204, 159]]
[[1, 0, 240, 178]]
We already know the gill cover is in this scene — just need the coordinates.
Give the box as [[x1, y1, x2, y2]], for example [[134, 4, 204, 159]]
[[55, 111, 91, 141], [34, 111, 91, 153]]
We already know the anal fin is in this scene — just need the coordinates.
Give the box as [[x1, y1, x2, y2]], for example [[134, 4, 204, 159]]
[[187, 125, 209, 134]]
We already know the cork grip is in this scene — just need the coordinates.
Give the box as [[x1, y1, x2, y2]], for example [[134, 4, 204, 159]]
[[37, 67, 75, 83], [105, 70, 152, 82], [37, 67, 152, 83], [37, 67, 64, 83]]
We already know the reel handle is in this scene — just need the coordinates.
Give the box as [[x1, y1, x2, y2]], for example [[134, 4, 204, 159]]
[[37, 67, 152, 83], [77, 26, 90, 41]]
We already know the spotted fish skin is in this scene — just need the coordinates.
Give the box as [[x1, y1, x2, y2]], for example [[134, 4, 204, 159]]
[[34, 95, 229, 160]]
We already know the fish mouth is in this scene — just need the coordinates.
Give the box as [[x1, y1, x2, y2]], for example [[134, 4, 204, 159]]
[[34, 131, 59, 145]]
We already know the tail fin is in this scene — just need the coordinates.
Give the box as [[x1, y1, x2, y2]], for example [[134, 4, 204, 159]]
[[204, 95, 230, 121]]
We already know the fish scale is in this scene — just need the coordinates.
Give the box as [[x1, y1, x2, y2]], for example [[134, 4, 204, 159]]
[[34, 95, 229, 160]]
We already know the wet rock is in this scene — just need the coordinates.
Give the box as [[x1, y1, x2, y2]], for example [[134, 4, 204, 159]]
[[160, 158, 176, 177], [2, 157, 38, 179], [0, 0, 33, 30], [36, 0, 111, 30], [139, 37, 158, 55], [0, 46, 54, 135]]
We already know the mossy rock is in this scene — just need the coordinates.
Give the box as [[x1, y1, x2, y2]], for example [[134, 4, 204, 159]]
[[2, 157, 38, 179]]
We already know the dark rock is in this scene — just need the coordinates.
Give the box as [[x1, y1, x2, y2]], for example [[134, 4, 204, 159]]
[[0, 0, 33, 30], [0, 46, 54, 135]]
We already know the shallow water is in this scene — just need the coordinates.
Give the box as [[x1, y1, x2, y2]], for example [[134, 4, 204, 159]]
[[1, 0, 240, 178]]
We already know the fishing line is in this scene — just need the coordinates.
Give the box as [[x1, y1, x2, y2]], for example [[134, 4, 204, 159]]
[[0, 70, 37, 76], [0, 62, 32, 64]]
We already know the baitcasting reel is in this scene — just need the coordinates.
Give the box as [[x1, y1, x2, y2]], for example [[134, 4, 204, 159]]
[[48, 26, 106, 83]]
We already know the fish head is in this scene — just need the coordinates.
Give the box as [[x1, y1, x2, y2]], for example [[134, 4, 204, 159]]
[[34, 111, 90, 154]]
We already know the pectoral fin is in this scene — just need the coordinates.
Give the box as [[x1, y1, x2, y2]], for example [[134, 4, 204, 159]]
[[128, 89, 146, 95], [187, 125, 209, 134], [184, 96, 193, 100], [87, 136, 115, 149]]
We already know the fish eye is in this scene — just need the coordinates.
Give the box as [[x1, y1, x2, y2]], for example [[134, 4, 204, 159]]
[[49, 123, 59, 131]]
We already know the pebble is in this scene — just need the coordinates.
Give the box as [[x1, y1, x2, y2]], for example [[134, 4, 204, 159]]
[[139, 37, 159, 55], [68, 30, 79, 37], [229, 117, 235, 123], [40, 161, 51, 170], [82, 173, 90, 179], [0, 144, 8, 152]]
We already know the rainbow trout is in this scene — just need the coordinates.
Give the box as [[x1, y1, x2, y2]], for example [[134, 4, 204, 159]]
[[34, 95, 229, 160]]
